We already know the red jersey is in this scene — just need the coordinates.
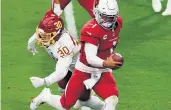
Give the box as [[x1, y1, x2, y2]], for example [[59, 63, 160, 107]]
[[79, 16, 122, 69]]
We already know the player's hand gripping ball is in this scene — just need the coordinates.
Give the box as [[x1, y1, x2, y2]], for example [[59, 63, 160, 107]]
[[112, 52, 124, 70]]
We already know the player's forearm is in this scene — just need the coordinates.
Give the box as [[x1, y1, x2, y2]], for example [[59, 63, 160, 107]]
[[85, 43, 104, 67], [44, 70, 67, 86], [28, 32, 36, 45], [44, 57, 72, 86]]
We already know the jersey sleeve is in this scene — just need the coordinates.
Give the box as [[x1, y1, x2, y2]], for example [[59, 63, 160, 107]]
[[28, 32, 36, 46], [80, 26, 100, 46], [85, 43, 104, 67], [44, 56, 72, 86]]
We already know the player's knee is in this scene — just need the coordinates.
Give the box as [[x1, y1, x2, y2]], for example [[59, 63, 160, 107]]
[[105, 95, 118, 106], [61, 94, 79, 109], [61, 98, 75, 110]]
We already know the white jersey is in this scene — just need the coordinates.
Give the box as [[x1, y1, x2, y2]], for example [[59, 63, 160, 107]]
[[43, 30, 80, 86], [45, 30, 80, 72], [28, 30, 80, 86]]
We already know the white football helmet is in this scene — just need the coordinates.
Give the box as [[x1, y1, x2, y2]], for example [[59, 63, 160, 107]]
[[94, 0, 119, 29]]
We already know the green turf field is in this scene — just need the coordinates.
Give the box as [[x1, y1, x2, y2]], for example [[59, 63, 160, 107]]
[[2, 0, 171, 110]]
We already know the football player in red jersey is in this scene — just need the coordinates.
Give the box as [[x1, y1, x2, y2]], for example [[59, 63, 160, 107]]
[[30, 0, 123, 110], [60, 0, 123, 109]]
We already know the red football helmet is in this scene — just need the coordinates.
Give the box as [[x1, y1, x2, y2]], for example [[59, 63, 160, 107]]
[[36, 14, 64, 47]]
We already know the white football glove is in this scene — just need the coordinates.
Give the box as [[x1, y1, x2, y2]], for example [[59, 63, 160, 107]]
[[30, 77, 46, 88], [27, 33, 38, 55]]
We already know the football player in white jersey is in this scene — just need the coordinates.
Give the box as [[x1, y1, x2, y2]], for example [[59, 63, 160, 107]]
[[152, 0, 171, 16], [29, 14, 105, 110], [29, 13, 80, 90], [27, 0, 95, 55]]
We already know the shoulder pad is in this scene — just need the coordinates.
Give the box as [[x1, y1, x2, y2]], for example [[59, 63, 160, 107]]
[[81, 19, 103, 38], [57, 33, 76, 58], [60, 33, 75, 47]]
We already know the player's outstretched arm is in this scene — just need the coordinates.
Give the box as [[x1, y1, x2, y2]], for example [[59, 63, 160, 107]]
[[30, 77, 45, 88], [27, 32, 38, 55], [44, 56, 72, 86], [30, 56, 72, 88]]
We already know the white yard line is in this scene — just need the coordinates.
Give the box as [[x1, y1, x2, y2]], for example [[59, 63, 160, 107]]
[[64, 2, 78, 39]]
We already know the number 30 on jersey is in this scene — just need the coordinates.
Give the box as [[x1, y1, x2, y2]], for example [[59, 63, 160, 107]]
[[57, 46, 69, 57]]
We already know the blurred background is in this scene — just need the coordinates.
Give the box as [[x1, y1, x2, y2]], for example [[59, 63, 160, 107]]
[[2, 0, 171, 109]]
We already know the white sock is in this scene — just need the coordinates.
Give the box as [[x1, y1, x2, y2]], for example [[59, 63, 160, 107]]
[[44, 94, 65, 110], [152, 0, 162, 12], [166, 0, 171, 10], [79, 96, 105, 110], [104, 96, 118, 110]]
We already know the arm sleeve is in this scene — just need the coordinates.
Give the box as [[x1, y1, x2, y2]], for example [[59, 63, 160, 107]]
[[28, 32, 36, 46], [44, 56, 72, 86], [84, 43, 104, 67]]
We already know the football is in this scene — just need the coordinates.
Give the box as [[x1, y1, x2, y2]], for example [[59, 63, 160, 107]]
[[111, 52, 124, 69]]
